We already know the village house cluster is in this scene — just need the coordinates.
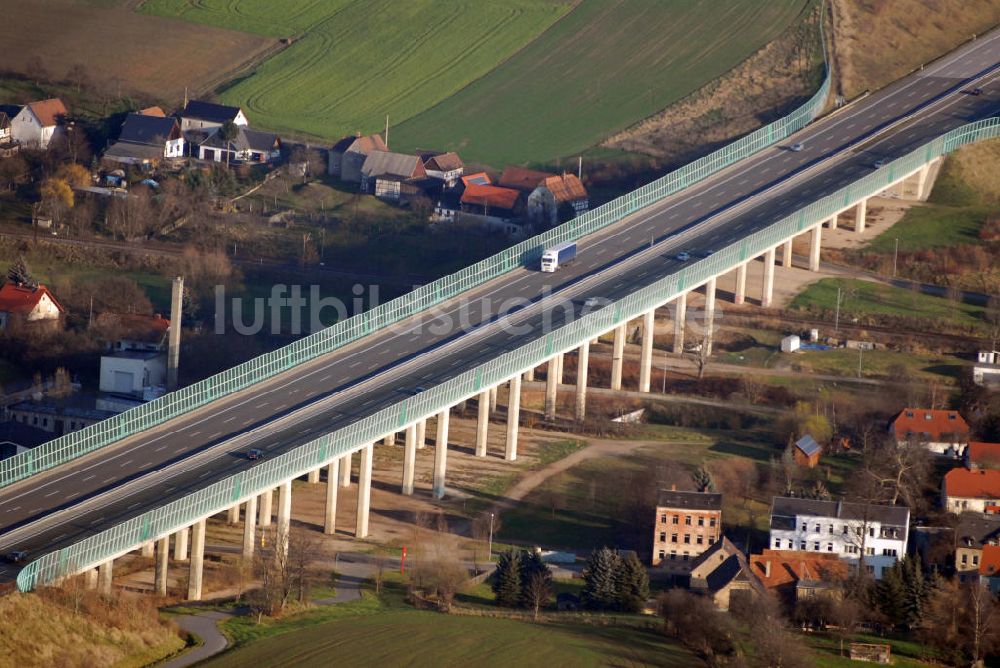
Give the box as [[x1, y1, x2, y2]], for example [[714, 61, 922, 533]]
[[1, 96, 589, 237], [652, 406, 1000, 612]]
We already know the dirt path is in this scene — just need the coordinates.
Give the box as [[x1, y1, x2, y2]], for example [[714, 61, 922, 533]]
[[161, 559, 373, 667]]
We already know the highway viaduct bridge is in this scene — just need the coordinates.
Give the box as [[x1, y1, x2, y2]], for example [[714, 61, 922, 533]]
[[3, 27, 1000, 600]]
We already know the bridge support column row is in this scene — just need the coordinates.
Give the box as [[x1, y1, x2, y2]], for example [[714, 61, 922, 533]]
[[356, 443, 373, 538], [476, 390, 489, 457], [98, 559, 113, 595], [243, 494, 258, 559], [174, 526, 189, 561], [672, 294, 687, 355], [433, 408, 450, 499], [340, 454, 352, 487], [734, 262, 747, 305], [324, 459, 339, 535], [155, 536, 169, 596], [810, 225, 822, 272], [505, 375, 521, 461], [187, 518, 206, 601], [611, 323, 625, 391], [259, 488, 273, 527], [545, 354, 561, 420], [639, 309, 654, 392], [704, 277, 717, 356], [416, 419, 427, 450], [402, 424, 417, 495], [575, 341, 589, 422], [761, 248, 775, 308], [277, 480, 291, 559]]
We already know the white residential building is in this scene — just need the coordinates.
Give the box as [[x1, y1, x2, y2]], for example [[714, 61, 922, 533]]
[[10, 98, 67, 149], [99, 351, 166, 398], [769, 497, 909, 579]]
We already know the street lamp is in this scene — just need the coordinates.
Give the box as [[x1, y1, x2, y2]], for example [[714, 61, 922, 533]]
[[488, 512, 495, 561]]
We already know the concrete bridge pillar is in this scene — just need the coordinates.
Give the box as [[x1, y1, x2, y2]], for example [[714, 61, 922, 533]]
[[85, 568, 98, 590], [258, 488, 273, 527], [243, 494, 258, 559], [523, 367, 535, 382], [340, 453, 352, 488], [356, 443, 373, 538], [554, 352, 564, 385], [324, 459, 339, 535], [155, 536, 169, 596], [489, 385, 499, 414], [575, 341, 590, 422], [174, 527, 189, 561], [402, 423, 417, 495], [704, 276, 717, 356], [810, 225, 822, 272], [761, 248, 775, 308], [782, 239, 793, 268], [188, 519, 206, 601], [855, 199, 867, 233], [672, 293, 687, 355], [433, 408, 450, 499], [383, 433, 395, 447], [734, 263, 747, 305], [307, 468, 320, 484], [505, 375, 522, 461], [611, 323, 626, 390], [98, 559, 113, 595], [227, 504, 240, 524], [416, 419, 427, 450], [141, 541, 154, 558], [828, 213, 838, 230], [277, 480, 292, 559], [545, 356, 559, 420], [476, 390, 490, 457], [639, 309, 655, 392]]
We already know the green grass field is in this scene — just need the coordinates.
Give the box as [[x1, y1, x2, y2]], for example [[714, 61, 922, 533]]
[[141, 0, 573, 141], [141, 0, 810, 165], [867, 204, 986, 253], [791, 278, 990, 334], [393, 0, 812, 165]]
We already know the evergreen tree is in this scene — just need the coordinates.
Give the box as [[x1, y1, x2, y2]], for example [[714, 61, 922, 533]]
[[876, 562, 908, 628], [582, 547, 622, 610], [519, 550, 552, 611], [900, 555, 930, 627], [617, 552, 650, 612], [491, 549, 523, 607], [692, 467, 714, 493], [6, 256, 35, 288]]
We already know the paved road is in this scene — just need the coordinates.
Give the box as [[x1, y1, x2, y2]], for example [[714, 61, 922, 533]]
[[3, 29, 1000, 582]]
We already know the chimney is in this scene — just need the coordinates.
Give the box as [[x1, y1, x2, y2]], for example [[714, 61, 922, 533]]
[[166, 276, 183, 390]]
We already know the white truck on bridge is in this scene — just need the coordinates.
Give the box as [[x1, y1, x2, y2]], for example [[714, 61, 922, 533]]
[[540, 241, 577, 272]]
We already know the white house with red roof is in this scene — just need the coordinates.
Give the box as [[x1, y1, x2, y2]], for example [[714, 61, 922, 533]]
[[0, 283, 64, 329], [891, 408, 970, 456], [943, 468, 1000, 514], [11, 98, 68, 149]]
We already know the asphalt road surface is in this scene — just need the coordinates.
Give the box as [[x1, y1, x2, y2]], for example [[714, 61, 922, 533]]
[[3, 30, 1000, 581]]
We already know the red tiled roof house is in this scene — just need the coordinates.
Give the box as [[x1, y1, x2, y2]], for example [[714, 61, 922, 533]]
[[891, 408, 969, 456], [943, 468, 1000, 514], [11, 98, 68, 149], [0, 283, 64, 329]]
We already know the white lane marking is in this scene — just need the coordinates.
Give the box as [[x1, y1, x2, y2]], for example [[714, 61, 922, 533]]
[[154, 445, 167, 452], [119, 459, 133, 468]]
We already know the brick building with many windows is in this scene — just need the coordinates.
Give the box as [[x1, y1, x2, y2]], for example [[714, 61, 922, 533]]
[[651, 487, 722, 570]]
